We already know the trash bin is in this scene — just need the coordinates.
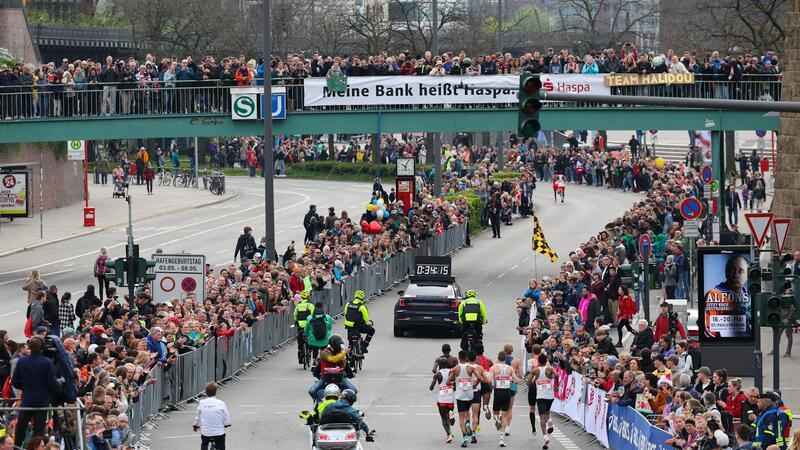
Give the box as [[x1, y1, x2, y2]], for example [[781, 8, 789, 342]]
[[84, 207, 95, 227]]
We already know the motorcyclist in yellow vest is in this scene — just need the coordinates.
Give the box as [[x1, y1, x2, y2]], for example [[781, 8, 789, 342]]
[[343, 290, 374, 353], [458, 290, 487, 351], [301, 384, 341, 426], [294, 290, 315, 364], [751, 392, 789, 449]]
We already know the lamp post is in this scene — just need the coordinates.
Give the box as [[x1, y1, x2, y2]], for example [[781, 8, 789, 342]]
[[262, 0, 276, 261]]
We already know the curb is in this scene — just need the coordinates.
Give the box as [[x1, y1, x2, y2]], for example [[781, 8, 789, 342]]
[[0, 191, 239, 258]]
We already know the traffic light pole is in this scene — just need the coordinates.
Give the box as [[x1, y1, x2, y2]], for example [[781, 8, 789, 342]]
[[752, 243, 763, 393], [262, 0, 276, 261], [125, 195, 135, 309]]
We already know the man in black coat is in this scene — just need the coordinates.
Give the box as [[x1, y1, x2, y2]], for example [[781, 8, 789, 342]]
[[234, 226, 258, 261], [12, 336, 61, 447], [630, 319, 655, 356], [303, 205, 319, 244], [44, 284, 61, 336]]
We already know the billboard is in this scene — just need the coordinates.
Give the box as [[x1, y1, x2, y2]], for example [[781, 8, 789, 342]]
[[697, 246, 754, 343], [0, 172, 29, 217]]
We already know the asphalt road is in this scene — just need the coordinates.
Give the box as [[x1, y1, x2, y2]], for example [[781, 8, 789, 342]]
[[146, 182, 639, 450], [0, 177, 372, 339]]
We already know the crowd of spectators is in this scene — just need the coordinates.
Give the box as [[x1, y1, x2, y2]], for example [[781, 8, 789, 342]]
[[0, 44, 783, 119], [508, 139, 792, 448], [5, 172, 471, 448]]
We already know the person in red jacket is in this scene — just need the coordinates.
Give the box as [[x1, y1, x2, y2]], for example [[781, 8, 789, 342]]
[[289, 266, 305, 294], [723, 377, 747, 420], [616, 286, 638, 347], [654, 301, 686, 341]]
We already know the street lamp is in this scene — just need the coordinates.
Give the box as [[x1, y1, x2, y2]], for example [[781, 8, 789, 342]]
[[262, 0, 276, 261]]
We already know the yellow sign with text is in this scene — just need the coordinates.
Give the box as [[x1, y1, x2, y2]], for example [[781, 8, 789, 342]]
[[604, 73, 695, 87]]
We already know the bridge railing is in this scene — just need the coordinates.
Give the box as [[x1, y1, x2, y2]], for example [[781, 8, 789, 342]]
[[0, 75, 782, 121]]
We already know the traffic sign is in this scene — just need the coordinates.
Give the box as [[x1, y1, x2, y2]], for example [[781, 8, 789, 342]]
[[639, 234, 652, 260], [701, 165, 713, 184], [67, 140, 86, 160], [260, 92, 287, 120], [684, 220, 701, 238], [756, 130, 767, 137], [231, 94, 257, 120], [710, 180, 719, 193], [773, 218, 791, 257], [153, 254, 206, 301], [680, 197, 703, 220], [744, 213, 773, 248]]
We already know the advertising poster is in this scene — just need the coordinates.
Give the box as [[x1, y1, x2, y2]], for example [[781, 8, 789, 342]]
[[0, 172, 29, 217], [697, 246, 754, 342]]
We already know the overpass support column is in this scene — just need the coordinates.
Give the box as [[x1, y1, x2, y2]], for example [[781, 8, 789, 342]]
[[712, 130, 726, 234]]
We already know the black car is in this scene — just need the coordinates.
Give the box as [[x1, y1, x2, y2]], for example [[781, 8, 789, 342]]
[[393, 277, 462, 337]]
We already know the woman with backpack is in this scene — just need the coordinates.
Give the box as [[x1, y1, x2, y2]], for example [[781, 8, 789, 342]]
[[94, 247, 110, 300]]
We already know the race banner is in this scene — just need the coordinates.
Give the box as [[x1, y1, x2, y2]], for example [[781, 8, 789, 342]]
[[584, 384, 609, 447], [607, 403, 673, 450], [303, 74, 608, 107], [605, 73, 695, 86], [552, 370, 585, 427]]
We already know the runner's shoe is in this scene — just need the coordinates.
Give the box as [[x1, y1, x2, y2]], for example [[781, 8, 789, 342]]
[[499, 439, 506, 447], [445, 434, 453, 443], [494, 416, 501, 430], [483, 404, 491, 420]]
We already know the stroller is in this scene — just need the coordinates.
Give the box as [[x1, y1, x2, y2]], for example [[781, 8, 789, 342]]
[[112, 175, 128, 198]]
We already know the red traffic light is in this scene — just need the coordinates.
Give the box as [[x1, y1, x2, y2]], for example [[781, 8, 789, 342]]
[[523, 77, 542, 94]]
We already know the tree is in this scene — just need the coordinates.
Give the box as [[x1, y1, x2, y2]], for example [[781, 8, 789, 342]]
[[386, 0, 467, 56], [311, 0, 357, 55], [670, 0, 786, 54], [552, 0, 660, 50], [483, 3, 550, 51], [345, 2, 393, 55]]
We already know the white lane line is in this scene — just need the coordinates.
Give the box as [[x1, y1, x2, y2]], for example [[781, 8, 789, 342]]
[[240, 404, 265, 407], [0, 268, 74, 286], [376, 412, 405, 416], [497, 273, 506, 278], [487, 281, 494, 286], [274, 411, 288, 415], [415, 413, 439, 416], [162, 435, 198, 440], [0, 190, 311, 275], [509, 264, 519, 270], [215, 249, 227, 254], [0, 311, 19, 318], [523, 257, 530, 262], [243, 412, 258, 415]]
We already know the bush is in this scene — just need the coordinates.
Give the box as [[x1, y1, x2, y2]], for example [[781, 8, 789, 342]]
[[445, 190, 485, 236], [285, 161, 433, 182]]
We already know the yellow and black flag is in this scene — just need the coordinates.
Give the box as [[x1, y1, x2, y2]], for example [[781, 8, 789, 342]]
[[531, 213, 558, 263]]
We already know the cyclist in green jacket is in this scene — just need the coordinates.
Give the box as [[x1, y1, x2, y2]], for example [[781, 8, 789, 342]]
[[304, 303, 332, 360]]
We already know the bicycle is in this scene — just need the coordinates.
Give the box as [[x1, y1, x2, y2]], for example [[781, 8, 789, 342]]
[[209, 172, 225, 196], [347, 323, 371, 374], [157, 168, 172, 186], [297, 330, 312, 370]]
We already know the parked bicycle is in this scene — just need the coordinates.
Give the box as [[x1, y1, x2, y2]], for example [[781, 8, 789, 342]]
[[209, 172, 225, 195]]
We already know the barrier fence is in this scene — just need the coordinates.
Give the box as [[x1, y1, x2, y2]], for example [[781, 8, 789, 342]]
[[552, 370, 673, 450], [119, 223, 466, 446]]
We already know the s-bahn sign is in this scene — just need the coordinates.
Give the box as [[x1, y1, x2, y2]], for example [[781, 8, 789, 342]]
[[231, 87, 287, 120]]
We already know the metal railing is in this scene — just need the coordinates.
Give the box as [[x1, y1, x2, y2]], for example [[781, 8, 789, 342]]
[[123, 223, 466, 446], [0, 76, 783, 120]]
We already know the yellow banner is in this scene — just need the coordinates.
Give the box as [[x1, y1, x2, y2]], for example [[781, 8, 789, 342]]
[[604, 73, 695, 87]]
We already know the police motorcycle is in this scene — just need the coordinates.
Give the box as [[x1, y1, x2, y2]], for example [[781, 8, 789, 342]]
[[301, 388, 376, 450]]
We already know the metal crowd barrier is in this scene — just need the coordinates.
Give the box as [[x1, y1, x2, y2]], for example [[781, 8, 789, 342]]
[[124, 223, 465, 445]]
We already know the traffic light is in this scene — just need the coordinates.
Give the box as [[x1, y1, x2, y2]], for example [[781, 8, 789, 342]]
[[748, 263, 762, 296], [619, 264, 635, 289], [104, 258, 125, 286], [518, 73, 542, 139], [135, 258, 156, 284]]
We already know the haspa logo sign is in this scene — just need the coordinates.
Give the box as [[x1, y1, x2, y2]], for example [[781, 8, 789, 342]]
[[540, 74, 610, 96]]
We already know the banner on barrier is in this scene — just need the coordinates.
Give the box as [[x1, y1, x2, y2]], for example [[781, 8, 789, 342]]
[[607, 403, 673, 450], [303, 75, 608, 107], [552, 370, 585, 426], [584, 384, 609, 447]]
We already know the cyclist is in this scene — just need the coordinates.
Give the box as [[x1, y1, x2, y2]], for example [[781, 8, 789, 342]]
[[294, 290, 315, 364], [458, 290, 487, 352], [193, 382, 231, 450], [308, 335, 357, 401], [343, 290, 374, 354], [490, 351, 521, 447], [304, 302, 331, 361], [321, 389, 373, 440]]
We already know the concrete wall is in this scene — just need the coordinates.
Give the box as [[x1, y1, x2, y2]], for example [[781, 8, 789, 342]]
[[1, 143, 84, 212], [0, 6, 40, 64]]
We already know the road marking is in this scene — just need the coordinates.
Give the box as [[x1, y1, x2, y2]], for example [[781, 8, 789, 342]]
[[215, 249, 227, 254], [0, 190, 311, 275], [162, 435, 198, 440], [415, 413, 439, 416], [509, 265, 519, 270], [240, 404, 265, 407], [274, 411, 288, 414], [523, 257, 530, 262], [487, 281, 494, 286], [497, 273, 506, 278], [0, 311, 19, 318], [0, 268, 74, 286], [243, 411, 258, 415], [376, 412, 405, 416]]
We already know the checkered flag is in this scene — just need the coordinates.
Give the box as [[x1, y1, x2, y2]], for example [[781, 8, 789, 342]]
[[532, 213, 558, 263]]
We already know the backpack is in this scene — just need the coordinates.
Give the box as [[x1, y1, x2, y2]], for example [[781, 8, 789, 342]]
[[243, 236, 256, 258], [310, 316, 327, 341], [95, 256, 108, 276]]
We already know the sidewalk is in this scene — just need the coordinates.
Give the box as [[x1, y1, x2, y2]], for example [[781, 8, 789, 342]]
[[0, 181, 236, 257]]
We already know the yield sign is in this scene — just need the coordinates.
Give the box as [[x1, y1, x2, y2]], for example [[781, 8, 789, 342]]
[[745, 213, 774, 248], [773, 219, 791, 257]]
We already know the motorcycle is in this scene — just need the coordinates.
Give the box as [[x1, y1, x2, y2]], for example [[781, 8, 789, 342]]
[[304, 409, 375, 450], [460, 324, 481, 354]]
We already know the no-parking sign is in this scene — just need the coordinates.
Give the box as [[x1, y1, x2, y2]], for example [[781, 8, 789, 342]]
[[152, 254, 205, 302]]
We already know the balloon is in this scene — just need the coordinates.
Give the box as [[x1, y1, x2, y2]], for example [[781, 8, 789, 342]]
[[360, 220, 368, 229], [370, 210, 377, 217], [383, 210, 389, 219], [369, 221, 382, 234], [366, 204, 376, 212], [376, 199, 384, 207], [654, 157, 665, 169]]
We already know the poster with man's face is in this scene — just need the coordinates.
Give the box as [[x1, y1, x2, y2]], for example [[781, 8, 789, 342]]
[[698, 247, 753, 342]]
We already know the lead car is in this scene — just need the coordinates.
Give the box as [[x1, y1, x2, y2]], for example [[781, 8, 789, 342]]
[[393, 256, 463, 337]]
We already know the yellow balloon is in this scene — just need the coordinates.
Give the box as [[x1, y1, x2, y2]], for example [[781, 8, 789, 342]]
[[366, 204, 376, 211], [655, 157, 665, 169]]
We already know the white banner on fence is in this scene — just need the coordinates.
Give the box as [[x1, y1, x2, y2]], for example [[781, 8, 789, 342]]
[[584, 383, 610, 447], [303, 74, 608, 107], [552, 370, 585, 427]]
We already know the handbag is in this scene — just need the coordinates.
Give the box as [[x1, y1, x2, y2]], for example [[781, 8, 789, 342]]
[[24, 315, 33, 338]]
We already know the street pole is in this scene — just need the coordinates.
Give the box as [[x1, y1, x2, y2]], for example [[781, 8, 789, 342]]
[[642, 259, 650, 322], [752, 241, 763, 392], [433, 133, 442, 197], [496, 0, 502, 51], [262, 0, 276, 261], [773, 326, 780, 391], [125, 195, 135, 308], [193, 136, 199, 183], [39, 151, 43, 240], [431, 0, 439, 57]]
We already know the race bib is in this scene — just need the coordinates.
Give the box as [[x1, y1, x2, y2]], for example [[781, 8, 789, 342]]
[[537, 380, 553, 395], [458, 377, 472, 391], [439, 385, 454, 399], [496, 376, 511, 389]]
